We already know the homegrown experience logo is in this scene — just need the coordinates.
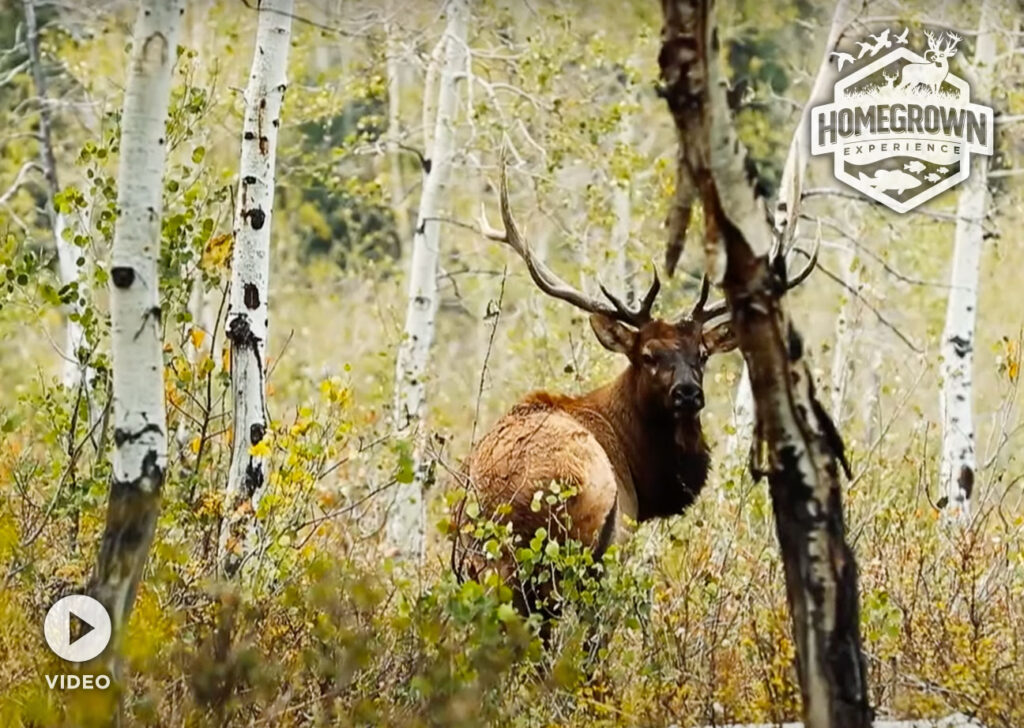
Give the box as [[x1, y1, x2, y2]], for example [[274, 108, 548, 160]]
[[811, 28, 994, 213]]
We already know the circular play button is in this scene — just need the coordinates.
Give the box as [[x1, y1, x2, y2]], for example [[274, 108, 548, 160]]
[[43, 594, 112, 662]]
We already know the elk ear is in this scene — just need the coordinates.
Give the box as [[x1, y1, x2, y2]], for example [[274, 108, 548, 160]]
[[590, 314, 636, 356], [703, 320, 738, 354]]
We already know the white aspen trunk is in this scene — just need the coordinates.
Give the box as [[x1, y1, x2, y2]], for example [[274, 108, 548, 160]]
[[939, 0, 996, 520], [862, 327, 883, 443], [387, 0, 468, 561], [89, 0, 183, 656], [220, 0, 293, 577], [830, 245, 860, 423], [728, 0, 857, 451], [727, 371, 754, 458], [23, 0, 87, 389], [386, 11, 412, 249], [611, 115, 633, 302]]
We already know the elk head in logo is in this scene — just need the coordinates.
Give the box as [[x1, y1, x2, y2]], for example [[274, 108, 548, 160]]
[[897, 30, 961, 94]]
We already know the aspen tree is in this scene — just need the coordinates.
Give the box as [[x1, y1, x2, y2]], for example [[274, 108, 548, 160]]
[[387, 0, 468, 561], [90, 0, 184, 654], [939, 0, 996, 520], [220, 0, 293, 576]]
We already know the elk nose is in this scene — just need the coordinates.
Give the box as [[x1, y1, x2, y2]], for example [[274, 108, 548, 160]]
[[671, 383, 704, 411]]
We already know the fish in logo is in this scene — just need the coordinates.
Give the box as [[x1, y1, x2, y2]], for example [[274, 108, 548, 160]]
[[810, 28, 994, 213], [858, 169, 922, 194]]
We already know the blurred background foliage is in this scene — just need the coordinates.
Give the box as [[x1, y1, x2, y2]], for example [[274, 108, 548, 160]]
[[0, 0, 1023, 726]]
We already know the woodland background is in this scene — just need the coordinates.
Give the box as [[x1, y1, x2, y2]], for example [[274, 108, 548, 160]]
[[1, 0, 1024, 726]]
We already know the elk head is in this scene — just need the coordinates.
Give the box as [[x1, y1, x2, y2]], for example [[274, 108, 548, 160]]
[[586, 276, 735, 419], [480, 158, 820, 423]]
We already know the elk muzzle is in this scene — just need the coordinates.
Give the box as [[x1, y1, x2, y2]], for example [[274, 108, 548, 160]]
[[670, 380, 704, 413]]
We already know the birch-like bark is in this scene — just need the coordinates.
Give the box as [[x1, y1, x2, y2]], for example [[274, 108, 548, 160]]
[[938, 0, 996, 520], [862, 326, 883, 443], [727, 0, 857, 452], [830, 244, 860, 423], [23, 0, 87, 389], [388, 0, 468, 561], [386, 10, 412, 249], [220, 0, 293, 577], [611, 114, 634, 302], [659, 2, 870, 726], [89, 0, 183, 658]]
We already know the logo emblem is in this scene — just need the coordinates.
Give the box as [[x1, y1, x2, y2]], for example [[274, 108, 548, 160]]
[[43, 594, 112, 663], [812, 28, 994, 213]]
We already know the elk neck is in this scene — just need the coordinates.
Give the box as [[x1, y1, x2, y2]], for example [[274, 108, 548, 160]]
[[571, 365, 711, 521]]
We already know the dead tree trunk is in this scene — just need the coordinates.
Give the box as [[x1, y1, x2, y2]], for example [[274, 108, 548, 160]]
[[658, 2, 871, 727]]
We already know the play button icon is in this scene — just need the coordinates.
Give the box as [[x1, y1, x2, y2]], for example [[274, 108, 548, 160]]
[[44, 594, 112, 662]]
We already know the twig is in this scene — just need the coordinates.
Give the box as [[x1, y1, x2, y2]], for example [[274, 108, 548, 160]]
[[470, 267, 507, 448], [817, 260, 924, 353]]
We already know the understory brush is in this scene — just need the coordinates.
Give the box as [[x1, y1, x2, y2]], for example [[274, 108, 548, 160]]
[[1, 365, 1023, 728]]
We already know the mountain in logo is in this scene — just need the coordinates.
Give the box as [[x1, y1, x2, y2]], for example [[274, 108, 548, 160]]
[[810, 29, 994, 213]]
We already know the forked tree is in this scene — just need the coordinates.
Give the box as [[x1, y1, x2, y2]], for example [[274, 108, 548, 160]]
[[89, 0, 184, 663], [658, 1, 871, 726], [221, 0, 294, 577]]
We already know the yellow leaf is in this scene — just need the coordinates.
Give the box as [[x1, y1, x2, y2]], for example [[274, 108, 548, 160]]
[[190, 436, 201, 454], [190, 327, 206, 351], [201, 233, 233, 271], [249, 438, 271, 458]]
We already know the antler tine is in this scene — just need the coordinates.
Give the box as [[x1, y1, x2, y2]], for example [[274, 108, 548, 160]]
[[678, 273, 730, 326], [689, 274, 710, 318], [686, 225, 820, 331], [481, 155, 647, 324], [597, 267, 661, 327]]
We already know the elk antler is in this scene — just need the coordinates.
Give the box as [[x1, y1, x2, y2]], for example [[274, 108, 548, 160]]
[[479, 155, 661, 328], [683, 231, 820, 328]]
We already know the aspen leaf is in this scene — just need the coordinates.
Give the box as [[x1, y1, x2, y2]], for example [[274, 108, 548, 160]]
[[249, 439, 271, 457], [201, 233, 233, 270], [496, 603, 517, 623], [190, 328, 205, 350], [189, 436, 201, 454]]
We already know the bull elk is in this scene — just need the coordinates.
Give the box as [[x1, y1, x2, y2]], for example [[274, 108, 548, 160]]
[[455, 162, 817, 618]]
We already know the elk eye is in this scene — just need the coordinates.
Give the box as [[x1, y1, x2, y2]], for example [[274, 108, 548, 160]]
[[641, 352, 656, 366]]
